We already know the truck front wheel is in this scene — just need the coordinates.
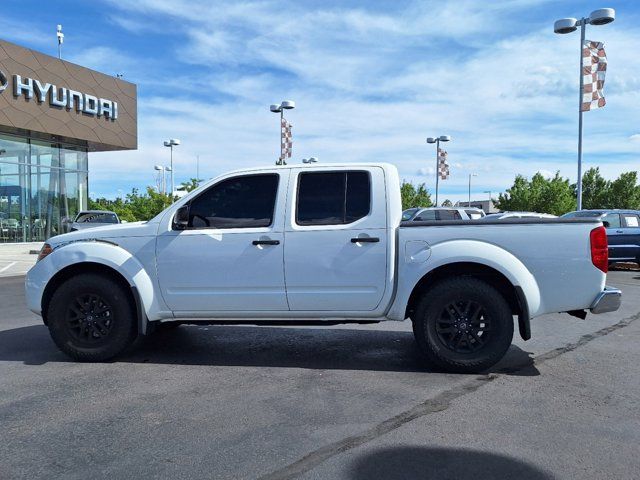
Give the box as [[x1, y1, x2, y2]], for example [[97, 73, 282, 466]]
[[47, 273, 137, 361], [412, 277, 514, 373]]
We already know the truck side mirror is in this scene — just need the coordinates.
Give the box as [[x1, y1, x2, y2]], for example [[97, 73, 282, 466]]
[[173, 205, 190, 230]]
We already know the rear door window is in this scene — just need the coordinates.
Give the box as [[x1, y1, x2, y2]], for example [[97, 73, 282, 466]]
[[622, 214, 640, 227], [296, 171, 371, 226], [436, 210, 462, 220]]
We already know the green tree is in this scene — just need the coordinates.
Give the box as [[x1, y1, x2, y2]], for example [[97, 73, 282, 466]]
[[89, 187, 174, 222], [581, 167, 610, 209], [496, 171, 575, 215], [540, 172, 576, 215], [178, 178, 203, 193], [608, 171, 640, 209], [400, 180, 433, 210]]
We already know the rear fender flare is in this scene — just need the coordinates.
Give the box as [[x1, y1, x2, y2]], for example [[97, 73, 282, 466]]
[[390, 239, 542, 321]]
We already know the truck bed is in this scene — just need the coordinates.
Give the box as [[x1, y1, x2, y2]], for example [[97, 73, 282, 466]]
[[395, 217, 603, 319]]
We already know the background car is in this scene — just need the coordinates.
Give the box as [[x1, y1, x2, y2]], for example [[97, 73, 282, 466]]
[[405, 207, 486, 221], [562, 209, 640, 265], [70, 210, 120, 232], [482, 211, 558, 220]]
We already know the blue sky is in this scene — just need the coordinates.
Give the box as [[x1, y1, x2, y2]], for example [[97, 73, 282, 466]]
[[2, 0, 640, 203]]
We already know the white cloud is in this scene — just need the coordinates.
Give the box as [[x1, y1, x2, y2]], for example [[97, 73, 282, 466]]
[[80, 0, 640, 199]]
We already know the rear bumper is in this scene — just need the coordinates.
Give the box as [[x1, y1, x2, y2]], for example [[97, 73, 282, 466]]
[[590, 286, 622, 314]]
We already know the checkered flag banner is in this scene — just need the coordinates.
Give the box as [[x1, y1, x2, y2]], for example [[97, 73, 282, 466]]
[[582, 40, 607, 112], [437, 148, 449, 180], [281, 117, 293, 160]]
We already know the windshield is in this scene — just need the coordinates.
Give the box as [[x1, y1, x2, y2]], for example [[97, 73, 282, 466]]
[[465, 210, 485, 219], [75, 212, 119, 224], [402, 208, 419, 221], [562, 211, 602, 218]]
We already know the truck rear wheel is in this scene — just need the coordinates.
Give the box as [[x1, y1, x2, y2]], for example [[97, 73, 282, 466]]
[[47, 273, 137, 361], [412, 277, 514, 373]]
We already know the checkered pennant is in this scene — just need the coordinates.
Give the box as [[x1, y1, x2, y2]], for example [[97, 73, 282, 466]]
[[437, 148, 449, 180], [281, 117, 293, 160], [581, 40, 607, 112]]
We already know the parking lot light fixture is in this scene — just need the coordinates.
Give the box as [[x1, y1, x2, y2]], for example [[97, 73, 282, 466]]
[[154, 165, 167, 194], [426, 135, 451, 206], [163, 139, 180, 201], [554, 7, 615, 210], [271, 100, 295, 165]]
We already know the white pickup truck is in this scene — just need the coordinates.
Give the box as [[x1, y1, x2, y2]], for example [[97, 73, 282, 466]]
[[26, 163, 621, 372]]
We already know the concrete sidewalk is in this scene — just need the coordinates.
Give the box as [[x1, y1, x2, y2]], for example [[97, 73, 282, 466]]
[[0, 242, 42, 277]]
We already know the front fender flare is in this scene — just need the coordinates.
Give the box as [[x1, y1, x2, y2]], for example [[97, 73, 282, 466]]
[[27, 241, 164, 327]]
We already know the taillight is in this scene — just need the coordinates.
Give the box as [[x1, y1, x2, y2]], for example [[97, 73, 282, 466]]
[[590, 226, 608, 273]]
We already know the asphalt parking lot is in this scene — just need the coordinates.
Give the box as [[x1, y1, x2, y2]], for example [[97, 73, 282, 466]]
[[1, 269, 639, 479]]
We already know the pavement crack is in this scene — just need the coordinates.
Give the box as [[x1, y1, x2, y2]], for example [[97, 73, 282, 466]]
[[258, 375, 498, 480], [533, 311, 640, 367], [260, 310, 640, 480]]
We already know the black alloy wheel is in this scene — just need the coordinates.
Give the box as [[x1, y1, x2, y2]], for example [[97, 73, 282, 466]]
[[435, 299, 490, 354], [65, 293, 114, 345], [47, 273, 137, 361], [412, 277, 514, 373]]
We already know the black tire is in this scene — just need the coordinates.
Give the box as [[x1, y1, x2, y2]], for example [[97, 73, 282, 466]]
[[47, 273, 137, 361], [412, 277, 514, 373]]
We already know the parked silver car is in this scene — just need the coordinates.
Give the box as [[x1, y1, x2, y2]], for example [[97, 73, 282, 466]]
[[403, 207, 486, 221], [70, 210, 120, 231], [482, 211, 557, 220]]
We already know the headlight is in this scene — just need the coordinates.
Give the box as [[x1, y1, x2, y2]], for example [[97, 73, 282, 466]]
[[37, 243, 53, 262]]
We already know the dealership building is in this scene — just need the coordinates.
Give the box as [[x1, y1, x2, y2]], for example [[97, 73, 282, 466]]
[[0, 39, 137, 243]]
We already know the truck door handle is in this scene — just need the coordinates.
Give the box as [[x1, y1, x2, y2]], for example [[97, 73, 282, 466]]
[[252, 239, 280, 246], [616, 230, 623, 233], [351, 237, 380, 243]]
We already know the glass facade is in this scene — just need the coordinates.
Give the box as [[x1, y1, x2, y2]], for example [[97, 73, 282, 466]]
[[0, 132, 88, 242]]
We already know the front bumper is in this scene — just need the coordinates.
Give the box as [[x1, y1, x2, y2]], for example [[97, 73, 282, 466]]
[[590, 286, 622, 314]]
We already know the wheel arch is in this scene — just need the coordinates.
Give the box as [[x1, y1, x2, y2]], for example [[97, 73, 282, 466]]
[[404, 262, 532, 340], [41, 262, 141, 329]]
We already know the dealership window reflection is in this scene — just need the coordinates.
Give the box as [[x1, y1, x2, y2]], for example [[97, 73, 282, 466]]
[[0, 132, 88, 242]]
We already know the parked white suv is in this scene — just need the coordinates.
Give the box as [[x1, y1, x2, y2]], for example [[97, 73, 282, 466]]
[[26, 163, 620, 372]]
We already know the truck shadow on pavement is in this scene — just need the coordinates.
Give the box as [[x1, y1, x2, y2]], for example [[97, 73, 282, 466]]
[[348, 446, 554, 479], [0, 324, 539, 375]]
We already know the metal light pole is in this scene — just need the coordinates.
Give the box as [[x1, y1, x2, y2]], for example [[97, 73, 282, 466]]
[[163, 139, 180, 201], [554, 8, 615, 211], [270, 100, 295, 165], [56, 25, 64, 59], [468, 173, 477, 206], [426, 135, 451, 206], [484, 190, 492, 212], [154, 165, 166, 194]]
